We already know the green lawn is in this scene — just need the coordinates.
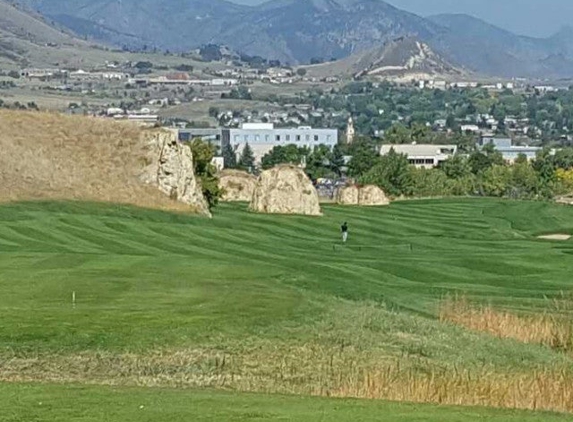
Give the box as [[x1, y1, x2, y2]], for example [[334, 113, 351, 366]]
[[1, 199, 572, 352], [3, 384, 572, 422], [2, 199, 573, 417]]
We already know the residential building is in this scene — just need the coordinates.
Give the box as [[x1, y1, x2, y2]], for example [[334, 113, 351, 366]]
[[380, 144, 457, 169], [222, 123, 338, 163], [478, 137, 542, 162]]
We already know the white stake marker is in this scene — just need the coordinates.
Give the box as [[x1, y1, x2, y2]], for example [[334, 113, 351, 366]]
[[72, 291, 76, 309]]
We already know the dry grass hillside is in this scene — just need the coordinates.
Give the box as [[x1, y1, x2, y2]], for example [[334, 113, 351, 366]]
[[0, 110, 196, 212]]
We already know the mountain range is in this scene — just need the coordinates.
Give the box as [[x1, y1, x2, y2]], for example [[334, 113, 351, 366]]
[[10, 0, 573, 78]]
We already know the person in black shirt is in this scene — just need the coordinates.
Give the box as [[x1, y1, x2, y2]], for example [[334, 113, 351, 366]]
[[341, 222, 348, 243]]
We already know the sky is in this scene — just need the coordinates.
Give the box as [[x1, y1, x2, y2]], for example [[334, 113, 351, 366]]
[[230, 0, 573, 38]]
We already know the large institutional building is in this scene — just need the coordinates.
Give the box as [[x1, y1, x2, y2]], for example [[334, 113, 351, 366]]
[[179, 123, 338, 164], [221, 123, 338, 163]]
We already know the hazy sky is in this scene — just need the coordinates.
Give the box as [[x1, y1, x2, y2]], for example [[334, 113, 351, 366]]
[[230, 0, 573, 38]]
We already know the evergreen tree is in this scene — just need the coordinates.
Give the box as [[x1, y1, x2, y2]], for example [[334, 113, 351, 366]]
[[238, 143, 255, 172], [222, 143, 237, 169]]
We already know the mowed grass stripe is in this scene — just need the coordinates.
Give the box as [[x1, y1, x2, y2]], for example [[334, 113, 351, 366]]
[[0, 199, 572, 352]]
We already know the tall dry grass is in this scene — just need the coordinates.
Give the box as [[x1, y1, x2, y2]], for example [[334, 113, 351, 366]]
[[440, 295, 573, 351], [0, 110, 191, 212], [2, 348, 573, 413]]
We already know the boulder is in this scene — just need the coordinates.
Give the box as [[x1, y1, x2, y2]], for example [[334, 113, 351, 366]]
[[358, 185, 390, 206], [250, 165, 322, 216], [140, 130, 210, 215], [336, 184, 390, 206], [336, 185, 360, 205], [219, 170, 257, 202]]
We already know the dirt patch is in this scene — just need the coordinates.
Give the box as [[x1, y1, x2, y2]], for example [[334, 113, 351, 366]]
[[537, 234, 571, 241]]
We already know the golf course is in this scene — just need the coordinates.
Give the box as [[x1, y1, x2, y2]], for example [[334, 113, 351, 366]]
[[2, 198, 573, 421]]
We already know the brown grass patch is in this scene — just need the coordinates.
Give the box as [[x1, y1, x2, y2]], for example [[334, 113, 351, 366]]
[[2, 349, 573, 413], [440, 295, 573, 351], [0, 110, 193, 212]]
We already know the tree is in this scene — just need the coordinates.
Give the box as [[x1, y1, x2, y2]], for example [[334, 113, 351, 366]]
[[347, 137, 379, 178], [305, 145, 335, 180], [134, 61, 153, 70], [468, 144, 504, 175], [238, 143, 255, 172], [481, 165, 512, 197], [360, 148, 413, 197], [410, 168, 452, 197], [440, 155, 472, 179], [330, 144, 346, 177], [514, 153, 529, 165], [208, 107, 220, 118], [222, 143, 237, 169], [384, 123, 412, 144], [261, 145, 308, 170], [553, 148, 573, 170], [296, 68, 307, 77], [189, 139, 222, 208]]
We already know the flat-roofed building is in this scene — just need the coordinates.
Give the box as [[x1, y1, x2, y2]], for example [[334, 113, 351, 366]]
[[380, 144, 457, 169], [478, 137, 542, 163], [178, 128, 222, 151], [222, 123, 338, 164]]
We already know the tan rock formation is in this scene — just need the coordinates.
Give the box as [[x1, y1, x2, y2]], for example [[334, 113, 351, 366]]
[[140, 130, 210, 215], [336, 185, 390, 206], [358, 185, 391, 206], [250, 165, 322, 216], [0, 110, 209, 214], [336, 185, 360, 205], [218, 170, 257, 202]]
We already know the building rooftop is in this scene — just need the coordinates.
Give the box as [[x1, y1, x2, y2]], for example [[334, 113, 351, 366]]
[[380, 144, 457, 157]]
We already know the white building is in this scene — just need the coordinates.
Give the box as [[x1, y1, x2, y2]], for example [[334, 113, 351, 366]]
[[222, 123, 338, 164], [380, 144, 457, 169]]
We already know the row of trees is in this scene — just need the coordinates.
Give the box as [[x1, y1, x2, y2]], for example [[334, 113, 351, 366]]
[[347, 137, 573, 200], [191, 135, 573, 210]]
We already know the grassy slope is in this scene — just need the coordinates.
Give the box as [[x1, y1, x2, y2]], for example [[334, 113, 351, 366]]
[[3, 384, 572, 422], [2, 199, 573, 417], [0, 199, 572, 352]]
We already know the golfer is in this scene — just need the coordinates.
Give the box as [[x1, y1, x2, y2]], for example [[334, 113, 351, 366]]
[[341, 222, 348, 243]]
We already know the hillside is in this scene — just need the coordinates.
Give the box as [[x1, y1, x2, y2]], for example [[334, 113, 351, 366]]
[[15, 0, 440, 64], [0, 110, 207, 213], [12, 0, 573, 78], [0, 0, 93, 68], [427, 14, 573, 78], [305, 36, 466, 81]]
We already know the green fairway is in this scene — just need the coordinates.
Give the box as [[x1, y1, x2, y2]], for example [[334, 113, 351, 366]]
[[1, 199, 573, 415], [0, 199, 572, 352], [3, 384, 572, 422]]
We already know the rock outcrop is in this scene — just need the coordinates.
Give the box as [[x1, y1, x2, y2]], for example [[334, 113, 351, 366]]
[[0, 110, 209, 214], [336, 185, 360, 205], [219, 170, 257, 202], [336, 185, 390, 206], [250, 165, 321, 216], [140, 130, 210, 215], [358, 185, 391, 206]]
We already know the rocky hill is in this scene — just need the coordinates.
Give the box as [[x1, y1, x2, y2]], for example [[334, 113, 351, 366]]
[[11, 0, 573, 78], [306, 36, 465, 81], [0, 110, 210, 215]]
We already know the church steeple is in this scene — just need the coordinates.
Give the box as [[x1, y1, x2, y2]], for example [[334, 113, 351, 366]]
[[346, 116, 355, 144]]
